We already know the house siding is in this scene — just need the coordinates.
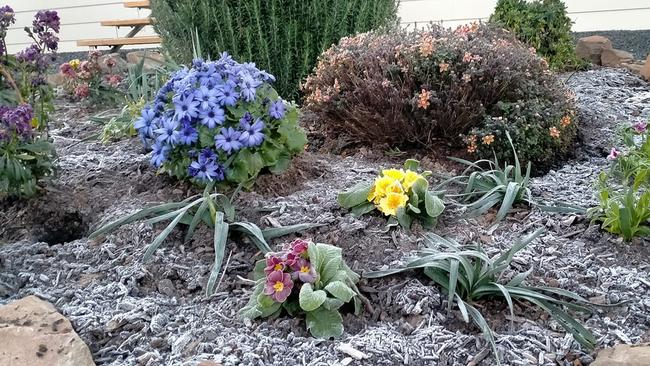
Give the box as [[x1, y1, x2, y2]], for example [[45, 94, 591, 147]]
[[4, 0, 650, 53]]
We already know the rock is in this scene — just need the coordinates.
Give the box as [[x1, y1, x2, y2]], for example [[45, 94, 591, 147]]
[[601, 48, 634, 67], [47, 73, 65, 87], [576, 35, 613, 65], [126, 50, 165, 71], [98, 53, 128, 74], [592, 344, 650, 366], [197, 361, 223, 366], [0, 295, 95, 366], [641, 55, 650, 81], [621, 62, 644, 75]]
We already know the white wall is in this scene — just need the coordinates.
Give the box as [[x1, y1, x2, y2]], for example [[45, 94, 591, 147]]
[[399, 0, 650, 31], [3, 0, 650, 54]]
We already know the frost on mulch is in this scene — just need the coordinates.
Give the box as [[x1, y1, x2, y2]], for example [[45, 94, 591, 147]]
[[1, 68, 650, 366]]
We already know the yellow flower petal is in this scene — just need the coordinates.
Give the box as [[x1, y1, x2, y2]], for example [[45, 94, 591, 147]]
[[402, 171, 421, 191], [382, 169, 405, 181], [378, 192, 409, 216], [368, 176, 395, 203]]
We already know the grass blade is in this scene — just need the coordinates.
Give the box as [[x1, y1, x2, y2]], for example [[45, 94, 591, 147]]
[[206, 212, 229, 296], [89, 202, 188, 238]]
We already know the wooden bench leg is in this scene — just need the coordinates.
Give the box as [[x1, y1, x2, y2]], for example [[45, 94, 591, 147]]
[[110, 24, 145, 53]]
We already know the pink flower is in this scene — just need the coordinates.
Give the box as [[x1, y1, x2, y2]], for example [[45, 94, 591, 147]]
[[74, 83, 90, 99], [291, 258, 316, 283], [264, 255, 285, 275], [59, 63, 76, 78], [633, 121, 647, 134], [290, 239, 309, 256], [607, 148, 620, 160], [105, 57, 117, 69], [104, 74, 122, 87], [264, 270, 293, 303]]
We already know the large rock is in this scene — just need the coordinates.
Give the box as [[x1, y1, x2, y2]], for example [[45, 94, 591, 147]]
[[641, 55, 650, 81], [98, 53, 128, 74], [622, 62, 644, 75], [592, 344, 650, 366], [0, 296, 95, 366], [126, 50, 165, 71], [576, 35, 613, 65], [601, 48, 634, 67]]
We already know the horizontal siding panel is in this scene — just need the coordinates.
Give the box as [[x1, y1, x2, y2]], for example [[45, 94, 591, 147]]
[[3, 0, 650, 53]]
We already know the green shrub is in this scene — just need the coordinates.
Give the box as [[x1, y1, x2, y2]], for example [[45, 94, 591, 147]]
[[489, 0, 586, 70], [303, 24, 577, 171], [150, 0, 398, 100], [366, 228, 598, 364]]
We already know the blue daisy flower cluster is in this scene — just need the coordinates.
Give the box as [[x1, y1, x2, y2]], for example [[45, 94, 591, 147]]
[[135, 53, 307, 185]]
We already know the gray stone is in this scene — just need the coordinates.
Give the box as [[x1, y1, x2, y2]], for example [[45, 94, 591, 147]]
[[592, 344, 650, 366]]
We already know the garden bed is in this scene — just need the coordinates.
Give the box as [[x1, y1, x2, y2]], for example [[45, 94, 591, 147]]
[[0, 68, 649, 365]]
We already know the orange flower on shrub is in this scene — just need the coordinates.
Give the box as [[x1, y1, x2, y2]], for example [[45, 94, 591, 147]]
[[419, 35, 435, 57], [466, 135, 478, 153], [462, 52, 473, 63], [439, 62, 450, 72], [560, 115, 571, 127], [417, 89, 431, 109], [482, 135, 495, 145], [549, 127, 560, 138]]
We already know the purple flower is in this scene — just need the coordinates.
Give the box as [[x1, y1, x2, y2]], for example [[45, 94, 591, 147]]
[[268, 100, 286, 120], [264, 255, 285, 275], [291, 258, 316, 283], [633, 121, 647, 134], [173, 95, 200, 121], [155, 119, 180, 145], [199, 105, 226, 129], [150, 142, 170, 167], [33, 10, 60, 33], [215, 84, 239, 106], [194, 86, 218, 111], [180, 123, 198, 145], [607, 148, 620, 160], [238, 117, 265, 147], [134, 107, 157, 138], [188, 156, 225, 182], [0, 104, 34, 137], [239, 74, 260, 102], [263, 270, 294, 303], [16, 44, 40, 63], [215, 127, 242, 154]]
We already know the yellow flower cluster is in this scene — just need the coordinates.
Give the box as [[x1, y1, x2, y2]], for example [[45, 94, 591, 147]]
[[367, 169, 423, 216], [69, 59, 80, 70]]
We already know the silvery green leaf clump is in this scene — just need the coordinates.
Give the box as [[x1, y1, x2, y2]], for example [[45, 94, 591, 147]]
[[240, 239, 362, 339], [134, 53, 307, 186]]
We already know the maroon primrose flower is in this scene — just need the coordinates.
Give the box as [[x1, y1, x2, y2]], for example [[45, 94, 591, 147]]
[[290, 239, 309, 256], [291, 258, 316, 283], [264, 255, 285, 275], [264, 270, 293, 303]]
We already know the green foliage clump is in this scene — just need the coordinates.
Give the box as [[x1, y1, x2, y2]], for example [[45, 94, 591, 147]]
[[588, 120, 650, 240], [366, 228, 598, 364], [441, 133, 532, 224], [303, 24, 577, 171], [89, 181, 320, 296], [240, 240, 361, 339], [150, 0, 398, 99], [489, 0, 587, 70]]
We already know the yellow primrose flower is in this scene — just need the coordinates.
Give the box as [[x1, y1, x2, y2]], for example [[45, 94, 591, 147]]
[[402, 171, 421, 191], [378, 192, 409, 216], [386, 180, 404, 195], [367, 176, 395, 203], [382, 169, 405, 181], [69, 59, 80, 70]]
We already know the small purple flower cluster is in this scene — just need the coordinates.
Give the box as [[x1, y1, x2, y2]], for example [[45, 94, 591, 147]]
[[135, 53, 288, 183], [0, 5, 15, 55], [11, 10, 60, 87], [263, 239, 316, 303], [0, 104, 34, 141]]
